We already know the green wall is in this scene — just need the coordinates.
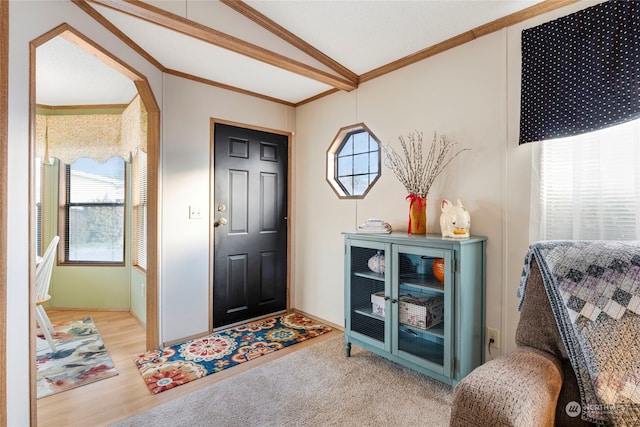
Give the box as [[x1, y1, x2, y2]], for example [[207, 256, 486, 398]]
[[42, 159, 140, 311]]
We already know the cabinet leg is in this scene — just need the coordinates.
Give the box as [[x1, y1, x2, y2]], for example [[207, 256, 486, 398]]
[[345, 342, 351, 357]]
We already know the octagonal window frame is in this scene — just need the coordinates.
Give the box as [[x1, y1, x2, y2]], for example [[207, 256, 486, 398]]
[[326, 123, 381, 199]]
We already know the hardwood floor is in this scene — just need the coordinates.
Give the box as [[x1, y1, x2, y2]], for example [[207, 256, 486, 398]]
[[37, 309, 340, 427]]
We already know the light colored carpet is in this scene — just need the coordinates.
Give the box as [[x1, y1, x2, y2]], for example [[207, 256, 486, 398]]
[[111, 334, 452, 426]]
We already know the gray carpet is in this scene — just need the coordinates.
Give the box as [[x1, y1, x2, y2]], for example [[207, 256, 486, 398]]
[[111, 334, 453, 426]]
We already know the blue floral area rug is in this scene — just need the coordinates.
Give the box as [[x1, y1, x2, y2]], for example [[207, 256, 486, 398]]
[[135, 313, 332, 394], [36, 316, 118, 398]]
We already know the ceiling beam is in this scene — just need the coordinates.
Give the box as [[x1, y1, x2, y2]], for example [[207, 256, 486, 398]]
[[220, 0, 358, 85], [74, 0, 295, 106], [86, 0, 357, 91], [73, 0, 167, 72], [77, 0, 581, 107]]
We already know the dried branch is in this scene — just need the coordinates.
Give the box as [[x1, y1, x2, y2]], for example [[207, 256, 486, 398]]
[[382, 131, 469, 198]]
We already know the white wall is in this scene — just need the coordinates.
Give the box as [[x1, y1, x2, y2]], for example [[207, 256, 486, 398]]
[[295, 30, 508, 346], [501, 0, 602, 358], [7, 2, 295, 423], [7, 1, 162, 424], [293, 1, 600, 359], [160, 74, 295, 343], [7, 1, 600, 424]]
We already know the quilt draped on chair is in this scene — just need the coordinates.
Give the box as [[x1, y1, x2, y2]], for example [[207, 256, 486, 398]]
[[518, 240, 640, 425]]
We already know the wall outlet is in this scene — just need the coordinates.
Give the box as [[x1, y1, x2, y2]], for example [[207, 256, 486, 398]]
[[189, 205, 203, 219], [487, 327, 500, 349]]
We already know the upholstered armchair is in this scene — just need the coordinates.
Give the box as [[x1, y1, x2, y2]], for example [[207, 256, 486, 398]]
[[450, 258, 594, 426]]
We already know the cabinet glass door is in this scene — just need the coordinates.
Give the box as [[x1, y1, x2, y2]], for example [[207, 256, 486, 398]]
[[346, 240, 389, 349], [393, 245, 453, 377]]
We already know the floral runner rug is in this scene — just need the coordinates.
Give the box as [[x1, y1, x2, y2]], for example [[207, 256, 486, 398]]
[[135, 313, 332, 394], [36, 316, 118, 398]]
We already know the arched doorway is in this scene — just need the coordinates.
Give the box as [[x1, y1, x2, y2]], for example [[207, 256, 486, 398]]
[[29, 23, 159, 422]]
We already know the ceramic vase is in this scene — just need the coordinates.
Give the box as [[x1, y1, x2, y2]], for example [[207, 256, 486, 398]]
[[407, 195, 427, 235]]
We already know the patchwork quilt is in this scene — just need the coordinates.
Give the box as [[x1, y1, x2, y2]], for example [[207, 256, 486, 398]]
[[518, 241, 640, 425]]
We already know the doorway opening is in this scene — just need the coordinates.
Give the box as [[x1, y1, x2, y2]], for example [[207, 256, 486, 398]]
[[30, 23, 159, 421]]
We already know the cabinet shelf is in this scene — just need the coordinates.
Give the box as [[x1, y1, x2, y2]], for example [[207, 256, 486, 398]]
[[353, 308, 444, 338], [400, 322, 444, 339], [398, 273, 444, 293], [354, 271, 385, 282], [354, 307, 385, 321]]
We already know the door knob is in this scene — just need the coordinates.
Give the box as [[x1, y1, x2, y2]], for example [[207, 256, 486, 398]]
[[216, 218, 228, 227]]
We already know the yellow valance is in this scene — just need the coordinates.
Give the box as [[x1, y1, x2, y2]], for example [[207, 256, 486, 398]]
[[35, 94, 147, 164]]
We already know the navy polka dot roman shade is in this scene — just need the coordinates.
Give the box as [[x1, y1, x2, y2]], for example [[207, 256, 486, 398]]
[[519, 0, 640, 144]]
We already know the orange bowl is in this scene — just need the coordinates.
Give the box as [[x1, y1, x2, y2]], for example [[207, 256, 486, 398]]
[[433, 258, 445, 282]]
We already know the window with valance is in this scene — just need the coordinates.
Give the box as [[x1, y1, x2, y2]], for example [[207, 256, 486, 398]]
[[525, 1, 640, 244], [35, 95, 148, 265]]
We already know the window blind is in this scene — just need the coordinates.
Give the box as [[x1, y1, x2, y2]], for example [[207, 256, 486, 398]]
[[65, 157, 125, 263], [534, 119, 640, 241], [133, 150, 147, 270], [35, 157, 43, 257]]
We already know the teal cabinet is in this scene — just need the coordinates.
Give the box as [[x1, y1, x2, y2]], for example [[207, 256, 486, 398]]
[[344, 232, 486, 385]]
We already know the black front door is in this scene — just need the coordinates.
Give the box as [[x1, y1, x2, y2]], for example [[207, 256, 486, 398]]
[[212, 123, 288, 328]]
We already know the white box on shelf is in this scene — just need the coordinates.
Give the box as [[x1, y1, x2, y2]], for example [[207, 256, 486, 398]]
[[371, 291, 386, 317], [398, 294, 444, 329]]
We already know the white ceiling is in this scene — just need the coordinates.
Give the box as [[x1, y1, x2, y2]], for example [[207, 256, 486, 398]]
[[36, 0, 546, 107], [36, 36, 138, 106]]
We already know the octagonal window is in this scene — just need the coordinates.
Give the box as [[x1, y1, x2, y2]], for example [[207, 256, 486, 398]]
[[327, 123, 381, 199]]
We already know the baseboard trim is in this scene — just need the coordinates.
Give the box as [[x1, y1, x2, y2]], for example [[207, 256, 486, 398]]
[[293, 308, 344, 331], [162, 330, 210, 347], [130, 310, 146, 329]]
